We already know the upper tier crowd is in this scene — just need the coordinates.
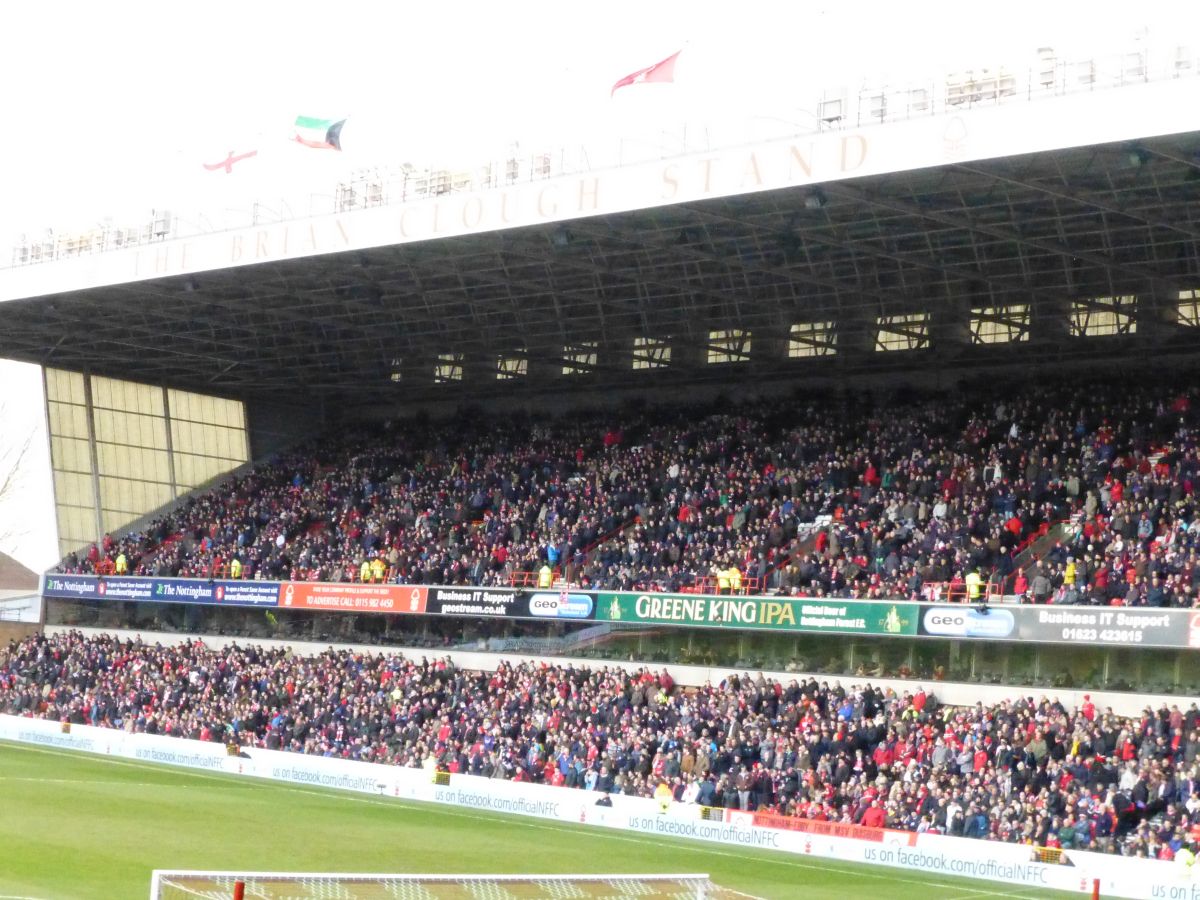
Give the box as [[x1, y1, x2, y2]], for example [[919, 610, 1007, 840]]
[[2, 631, 1198, 858], [58, 380, 1200, 608]]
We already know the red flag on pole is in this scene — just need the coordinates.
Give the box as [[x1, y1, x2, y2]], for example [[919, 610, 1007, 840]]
[[202, 150, 258, 175], [611, 49, 682, 97]]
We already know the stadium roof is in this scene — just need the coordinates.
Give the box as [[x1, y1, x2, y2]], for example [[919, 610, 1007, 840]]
[[1, 130, 1199, 409]]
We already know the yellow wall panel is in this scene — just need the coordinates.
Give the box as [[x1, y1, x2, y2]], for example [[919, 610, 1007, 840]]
[[46, 368, 86, 405], [48, 372, 250, 558], [53, 471, 94, 508]]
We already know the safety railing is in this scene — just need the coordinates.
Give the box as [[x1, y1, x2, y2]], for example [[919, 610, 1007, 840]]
[[673, 575, 764, 595], [205, 562, 251, 580], [919, 581, 1005, 604], [508, 569, 563, 588], [505, 572, 767, 595], [344, 564, 398, 584]]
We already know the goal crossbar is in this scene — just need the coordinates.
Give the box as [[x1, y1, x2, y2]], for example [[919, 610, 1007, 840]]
[[150, 870, 723, 900]]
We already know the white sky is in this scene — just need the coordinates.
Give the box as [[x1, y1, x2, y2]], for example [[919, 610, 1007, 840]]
[[0, 361, 55, 572], [0, 1, 1189, 239], [0, 0, 1192, 571]]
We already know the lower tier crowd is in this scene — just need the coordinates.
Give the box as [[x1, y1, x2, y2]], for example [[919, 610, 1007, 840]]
[[2, 631, 1198, 859]]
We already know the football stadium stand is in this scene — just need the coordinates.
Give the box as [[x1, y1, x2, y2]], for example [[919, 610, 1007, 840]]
[[4, 35, 1200, 897]]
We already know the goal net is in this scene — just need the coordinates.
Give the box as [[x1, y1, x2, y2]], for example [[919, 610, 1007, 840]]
[[149, 871, 749, 900]]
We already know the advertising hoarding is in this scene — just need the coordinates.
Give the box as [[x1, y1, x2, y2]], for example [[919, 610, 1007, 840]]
[[277, 582, 427, 614], [42, 574, 276, 607], [425, 587, 595, 621], [917, 604, 1192, 649], [597, 592, 917, 636]]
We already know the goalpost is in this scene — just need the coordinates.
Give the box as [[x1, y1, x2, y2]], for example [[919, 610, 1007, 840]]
[[149, 871, 743, 899]]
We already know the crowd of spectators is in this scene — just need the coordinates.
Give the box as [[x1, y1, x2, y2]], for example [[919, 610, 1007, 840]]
[[56, 380, 1200, 608], [3, 630, 1199, 858]]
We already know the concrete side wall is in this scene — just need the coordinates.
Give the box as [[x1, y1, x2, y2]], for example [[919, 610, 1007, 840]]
[[0, 622, 41, 645]]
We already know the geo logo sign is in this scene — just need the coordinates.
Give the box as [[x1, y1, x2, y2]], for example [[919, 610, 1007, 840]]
[[528, 591, 594, 619], [921, 607, 1015, 639]]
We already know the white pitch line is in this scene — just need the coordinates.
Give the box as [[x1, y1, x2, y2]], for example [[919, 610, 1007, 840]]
[[717, 889, 769, 900], [154, 884, 217, 900], [0, 740, 1059, 900], [0, 741, 257, 788], [0, 776, 192, 788]]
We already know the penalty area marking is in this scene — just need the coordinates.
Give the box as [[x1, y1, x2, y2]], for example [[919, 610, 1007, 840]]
[[181, 781, 1063, 900], [0, 740, 1056, 900]]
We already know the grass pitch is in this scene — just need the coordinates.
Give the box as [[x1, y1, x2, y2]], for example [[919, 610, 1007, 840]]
[[0, 740, 1080, 900]]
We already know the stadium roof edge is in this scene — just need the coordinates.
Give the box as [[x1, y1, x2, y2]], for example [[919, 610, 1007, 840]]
[[0, 88, 1198, 406]]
